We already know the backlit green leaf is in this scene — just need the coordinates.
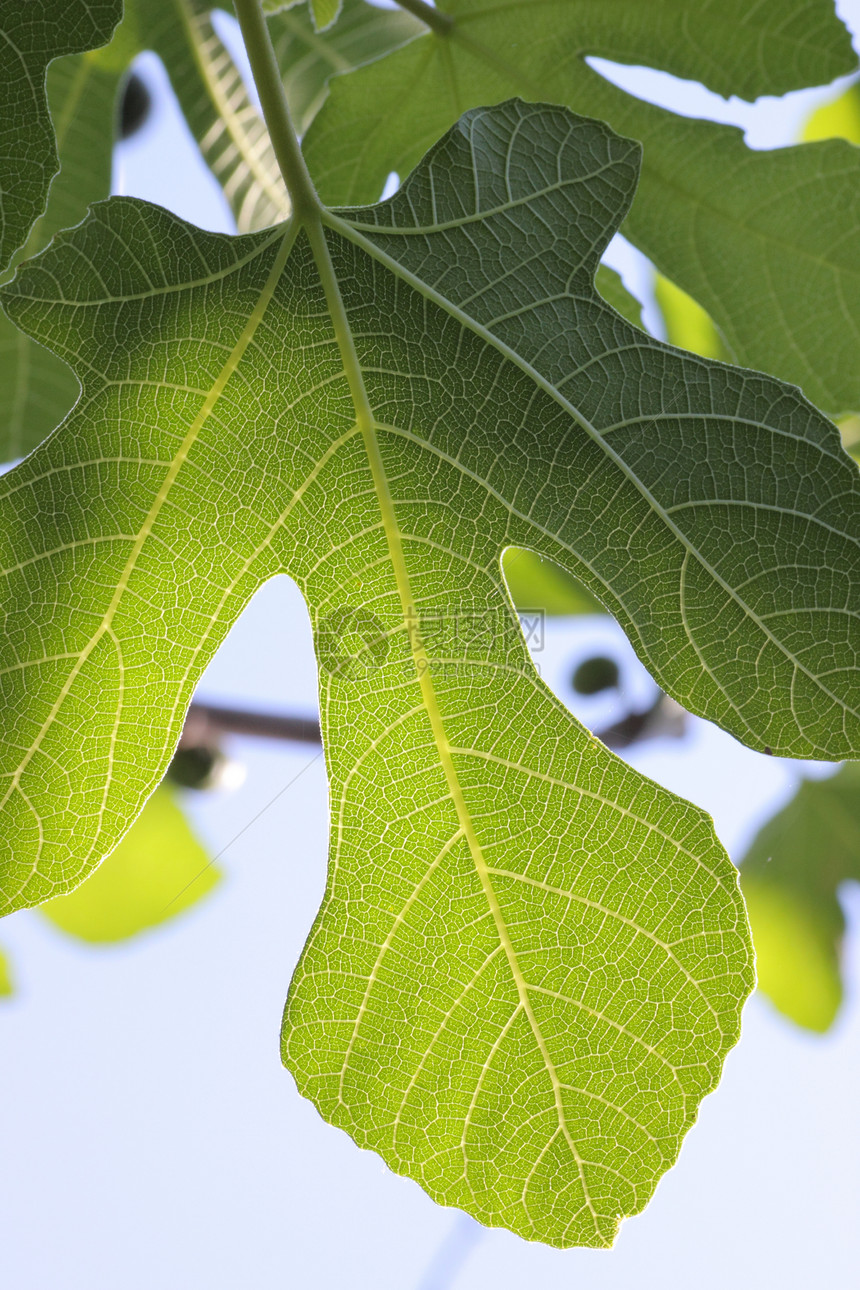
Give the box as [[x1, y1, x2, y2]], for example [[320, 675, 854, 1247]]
[[303, 0, 860, 411], [311, 0, 342, 33], [40, 785, 219, 942], [740, 764, 860, 1033], [5, 97, 860, 1243]]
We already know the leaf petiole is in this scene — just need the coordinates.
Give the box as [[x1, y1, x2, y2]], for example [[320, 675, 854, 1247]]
[[233, 0, 322, 222], [394, 0, 453, 36]]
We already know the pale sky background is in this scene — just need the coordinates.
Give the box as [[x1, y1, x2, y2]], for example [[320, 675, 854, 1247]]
[[2, 4, 860, 1287]]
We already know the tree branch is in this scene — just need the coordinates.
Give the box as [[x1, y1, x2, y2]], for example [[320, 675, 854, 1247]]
[[180, 691, 686, 757]]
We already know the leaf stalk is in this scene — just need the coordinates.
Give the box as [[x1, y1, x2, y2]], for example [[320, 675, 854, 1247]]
[[232, 0, 321, 221], [395, 0, 453, 35]]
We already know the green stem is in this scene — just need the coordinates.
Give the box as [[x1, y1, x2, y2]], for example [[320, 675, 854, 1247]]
[[396, 0, 453, 35], [232, 0, 321, 220], [232, 0, 377, 425]]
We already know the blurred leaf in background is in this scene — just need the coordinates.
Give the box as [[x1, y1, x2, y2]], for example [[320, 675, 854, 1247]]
[[0, 946, 13, 997], [502, 548, 605, 617], [740, 765, 860, 1034], [40, 786, 219, 944], [654, 274, 731, 362], [801, 77, 860, 143], [798, 78, 860, 464]]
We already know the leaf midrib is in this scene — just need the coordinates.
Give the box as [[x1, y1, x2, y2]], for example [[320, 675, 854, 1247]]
[[296, 207, 604, 1231]]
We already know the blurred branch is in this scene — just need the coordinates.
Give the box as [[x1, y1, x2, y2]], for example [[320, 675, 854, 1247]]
[[596, 692, 687, 750], [180, 701, 322, 747], [180, 691, 686, 755]]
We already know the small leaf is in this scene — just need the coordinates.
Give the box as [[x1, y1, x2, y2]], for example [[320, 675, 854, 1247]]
[[801, 80, 860, 145], [840, 415, 860, 464], [310, 0, 342, 33], [0, 0, 122, 271], [740, 764, 860, 1033], [502, 549, 604, 617], [0, 945, 13, 997], [40, 786, 219, 943], [595, 265, 644, 331], [654, 275, 729, 362], [119, 71, 152, 140], [572, 656, 621, 696]]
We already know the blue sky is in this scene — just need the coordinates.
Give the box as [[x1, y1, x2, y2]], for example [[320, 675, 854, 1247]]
[[2, 6, 860, 1287]]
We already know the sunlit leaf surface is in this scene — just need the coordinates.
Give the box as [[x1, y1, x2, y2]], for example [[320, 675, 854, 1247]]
[[4, 97, 856, 1240]]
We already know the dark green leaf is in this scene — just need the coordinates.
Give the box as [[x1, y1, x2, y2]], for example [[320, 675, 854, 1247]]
[[303, 0, 860, 411], [572, 656, 621, 696], [595, 265, 644, 331], [0, 28, 130, 461], [0, 0, 122, 271]]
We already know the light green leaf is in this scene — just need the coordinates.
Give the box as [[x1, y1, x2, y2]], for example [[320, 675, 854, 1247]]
[[740, 764, 860, 1033], [311, 0, 342, 32], [840, 415, 860, 464], [0, 0, 122, 272], [262, 0, 342, 31], [654, 274, 729, 362], [0, 945, 13, 997], [40, 785, 219, 942], [303, 0, 860, 412], [0, 98, 853, 1240], [502, 550, 604, 618], [801, 79, 860, 144]]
